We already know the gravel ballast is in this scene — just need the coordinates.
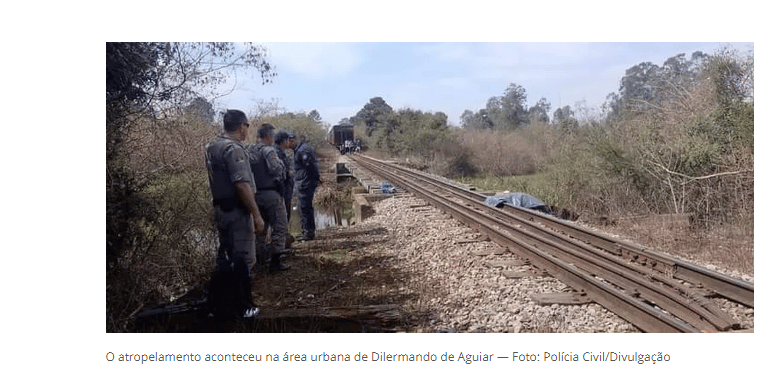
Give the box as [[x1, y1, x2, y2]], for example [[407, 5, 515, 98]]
[[348, 191, 756, 332], [358, 194, 642, 333]]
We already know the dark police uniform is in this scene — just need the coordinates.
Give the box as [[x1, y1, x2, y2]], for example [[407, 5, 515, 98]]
[[248, 143, 289, 265], [293, 141, 320, 240], [275, 143, 294, 221], [205, 135, 257, 314]]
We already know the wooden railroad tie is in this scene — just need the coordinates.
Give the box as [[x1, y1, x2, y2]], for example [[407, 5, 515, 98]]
[[470, 247, 508, 256], [484, 259, 526, 268], [454, 236, 490, 244], [502, 269, 548, 279], [256, 304, 401, 321], [531, 292, 592, 305]]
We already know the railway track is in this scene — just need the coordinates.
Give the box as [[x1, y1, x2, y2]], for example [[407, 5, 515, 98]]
[[348, 155, 754, 333]]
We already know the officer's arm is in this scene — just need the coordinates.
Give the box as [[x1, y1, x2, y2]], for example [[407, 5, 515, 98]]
[[264, 148, 285, 180], [300, 149, 320, 181], [310, 151, 321, 183], [236, 181, 264, 234]]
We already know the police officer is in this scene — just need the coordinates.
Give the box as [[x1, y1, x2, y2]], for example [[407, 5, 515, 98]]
[[293, 134, 320, 241], [205, 109, 264, 319], [249, 123, 291, 272], [273, 131, 295, 221]]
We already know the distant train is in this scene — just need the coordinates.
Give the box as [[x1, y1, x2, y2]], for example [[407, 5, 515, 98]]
[[328, 124, 361, 154], [328, 124, 354, 146]]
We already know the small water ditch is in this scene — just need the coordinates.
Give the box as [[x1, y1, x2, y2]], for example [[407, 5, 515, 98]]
[[289, 181, 359, 234]]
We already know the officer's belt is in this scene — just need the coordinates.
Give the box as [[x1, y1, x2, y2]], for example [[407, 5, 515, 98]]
[[213, 198, 239, 211]]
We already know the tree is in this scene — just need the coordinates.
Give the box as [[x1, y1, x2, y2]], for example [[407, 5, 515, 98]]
[[107, 43, 275, 158], [552, 105, 573, 122], [661, 51, 708, 85], [372, 108, 451, 156], [608, 52, 712, 119], [184, 96, 216, 123], [308, 109, 322, 123], [498, 83, 529, 128], [594, 48, 753, 221], [620, 61, 661, 107], [553, 105, 578, 129], [702, 47, 754, 148], [475, 108, 494, 129], [253, 108, 327, 150], [529, 97, 551, 123], [106, 42, 277, 331], [468, 83, 531, 130], [429, 112, 449, 131], [351, 96, 394, 135], [460, 109, 475, 128], [106, 42, 276, 263]]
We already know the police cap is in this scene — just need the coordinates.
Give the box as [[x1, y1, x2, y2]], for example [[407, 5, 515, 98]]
[[274, 131, 294, 145]]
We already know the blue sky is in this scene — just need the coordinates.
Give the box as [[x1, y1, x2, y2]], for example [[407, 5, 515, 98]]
[[214, 42, 753, 127]]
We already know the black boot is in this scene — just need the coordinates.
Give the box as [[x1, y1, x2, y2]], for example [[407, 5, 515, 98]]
[[297, 232, 314, 241], [268, 252, 291, 272]]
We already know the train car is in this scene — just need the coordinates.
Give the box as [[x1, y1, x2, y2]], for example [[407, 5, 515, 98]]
[[328, 124, 354, 149]]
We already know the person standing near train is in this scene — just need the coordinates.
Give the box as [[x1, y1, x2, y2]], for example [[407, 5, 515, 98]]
[[204, 109, 264, 319], [248, 123, 291, 272], [274, 131, 295, 221], [293, 134, 320, 241], [274, 130, 296, 249]]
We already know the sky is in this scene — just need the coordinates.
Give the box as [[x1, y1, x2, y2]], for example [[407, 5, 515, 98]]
[[214, 42, 754, 127]]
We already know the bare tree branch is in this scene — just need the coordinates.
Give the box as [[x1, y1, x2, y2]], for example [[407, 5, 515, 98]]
[[647, 159, 752, 182]]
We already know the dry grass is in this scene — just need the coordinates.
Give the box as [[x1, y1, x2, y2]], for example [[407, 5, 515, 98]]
[[107, 114, 220, 332], [600, 215, 753, 278], [457, 129, 537, 176]]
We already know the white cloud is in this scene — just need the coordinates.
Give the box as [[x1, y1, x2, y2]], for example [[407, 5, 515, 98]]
[[266, 43, 363, 78]]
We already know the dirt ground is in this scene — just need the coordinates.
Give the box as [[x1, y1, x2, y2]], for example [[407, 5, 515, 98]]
[[249, 223, 416, 332], [130, 151, 419, 333], [243, 150, 419, 332]]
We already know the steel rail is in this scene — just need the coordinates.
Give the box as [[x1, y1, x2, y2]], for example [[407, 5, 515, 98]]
[[499, 205, 754, 308], [355, 156, 739, 332], [367, 159, 738, 331], [358, 155, 754, 308], [353, 155, 701, 332]]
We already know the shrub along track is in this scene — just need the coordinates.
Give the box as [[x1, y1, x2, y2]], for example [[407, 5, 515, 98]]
[[350, 154, 754, 333]]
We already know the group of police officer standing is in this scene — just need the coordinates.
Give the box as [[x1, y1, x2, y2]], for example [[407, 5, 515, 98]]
[[204, 109, 321, 319]]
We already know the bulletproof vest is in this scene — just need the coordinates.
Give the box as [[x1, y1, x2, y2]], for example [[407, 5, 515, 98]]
[[249, 145, 277, 190], [293, 144, 314, 179], [205, 138, 250, 204], [275, 145, 293, 183]]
